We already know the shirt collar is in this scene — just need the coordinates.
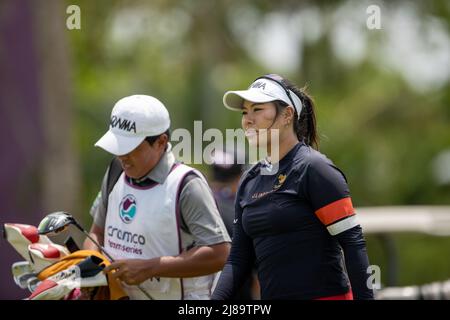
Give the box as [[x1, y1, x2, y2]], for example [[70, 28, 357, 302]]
[[132, 148, 176, 185], [261, 142, 302, 166]]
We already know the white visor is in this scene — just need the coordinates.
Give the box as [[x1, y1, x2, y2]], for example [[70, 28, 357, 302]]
[[223, 77, 302, 118]]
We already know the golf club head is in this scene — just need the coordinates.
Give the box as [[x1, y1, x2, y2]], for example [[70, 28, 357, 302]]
[[28, 255, 108, 300], [12, 261, 33, 276], [38, 211, 75, 236], [27, 277, 41, 293], [16, 272, 38, 290], [12, 261, 35, 288]]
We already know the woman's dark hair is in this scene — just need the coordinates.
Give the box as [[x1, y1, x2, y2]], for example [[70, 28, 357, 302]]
[[272, 77, 319, 150]]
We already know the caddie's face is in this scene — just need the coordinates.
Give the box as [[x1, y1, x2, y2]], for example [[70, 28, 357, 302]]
[[117, 138, 166, 179]]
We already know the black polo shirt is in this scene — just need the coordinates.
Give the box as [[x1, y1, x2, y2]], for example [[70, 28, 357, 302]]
[[213, 142, 374, 300]]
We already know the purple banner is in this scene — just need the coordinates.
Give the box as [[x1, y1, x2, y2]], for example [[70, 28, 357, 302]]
[[0, 0, 44, 299]]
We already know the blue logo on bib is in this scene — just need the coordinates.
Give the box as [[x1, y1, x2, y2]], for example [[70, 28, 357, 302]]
[[119, 194, 137, 224]]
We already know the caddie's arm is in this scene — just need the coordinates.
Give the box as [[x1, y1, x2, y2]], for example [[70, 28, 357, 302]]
[[83, 222, 105, 251], [104, 242, 230, 285]]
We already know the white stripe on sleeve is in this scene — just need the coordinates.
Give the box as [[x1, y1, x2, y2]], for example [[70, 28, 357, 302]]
[[327, 215, 359, 236]]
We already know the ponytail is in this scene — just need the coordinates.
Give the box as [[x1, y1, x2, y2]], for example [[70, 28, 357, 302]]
[[266, 74, 319, 150], [282, 80, 319, 150]]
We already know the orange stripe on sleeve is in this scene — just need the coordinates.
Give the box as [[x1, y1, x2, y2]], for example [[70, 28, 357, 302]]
[[315, 197, 355, 226]]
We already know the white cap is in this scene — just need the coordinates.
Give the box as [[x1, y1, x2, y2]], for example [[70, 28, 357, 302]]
[[223, 77, 302, 118], [95, 95, 170, 156]]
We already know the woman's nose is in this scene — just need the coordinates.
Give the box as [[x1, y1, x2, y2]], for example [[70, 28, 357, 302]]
[[242, 114, 254, 126]]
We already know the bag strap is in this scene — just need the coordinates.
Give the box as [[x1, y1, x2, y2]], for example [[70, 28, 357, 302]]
[[106, 157, 123, 198]]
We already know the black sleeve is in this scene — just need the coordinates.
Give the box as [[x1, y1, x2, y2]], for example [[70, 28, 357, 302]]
[[335, 226, 375, 300], [211, 177, 256, 300], [303, 155, 350, 211], [304, 155, 374, 300]]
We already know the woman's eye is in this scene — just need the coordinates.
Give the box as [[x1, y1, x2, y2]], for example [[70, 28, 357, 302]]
[[253, 108, 262, 112], [242, 111, 247, 115]]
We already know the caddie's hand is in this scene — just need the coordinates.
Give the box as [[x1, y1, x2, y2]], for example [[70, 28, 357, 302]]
[[103, 259, 154, 285]]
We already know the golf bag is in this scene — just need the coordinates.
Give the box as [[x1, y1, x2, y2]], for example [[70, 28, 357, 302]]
[[3, 222, 127, 300]]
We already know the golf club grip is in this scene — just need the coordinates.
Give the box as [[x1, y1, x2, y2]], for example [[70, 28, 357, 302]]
[[103, 252, 155, 299], [103, 250, 155, 299], [82, 229, 155, 299]]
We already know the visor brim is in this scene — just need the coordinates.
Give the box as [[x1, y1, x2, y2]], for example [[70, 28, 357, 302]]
[[223, 90, 278, 111]]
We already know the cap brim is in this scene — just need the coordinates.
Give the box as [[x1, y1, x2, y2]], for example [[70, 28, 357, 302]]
[[94, 130, 145, 156], [223, 90, 277, 111]]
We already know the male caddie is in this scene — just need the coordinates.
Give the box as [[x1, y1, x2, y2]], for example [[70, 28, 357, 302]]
[[85, 95, 230, 300]]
